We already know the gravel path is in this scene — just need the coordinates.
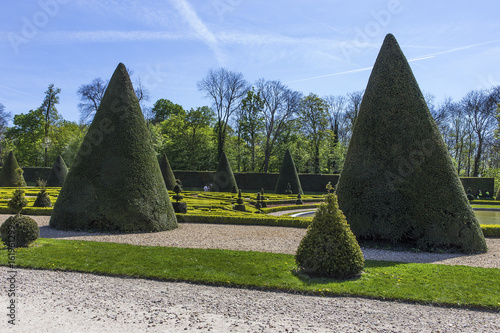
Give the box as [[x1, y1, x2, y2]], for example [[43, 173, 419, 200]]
[[1, 215, 499, 332], [1, 267, 499, 333]]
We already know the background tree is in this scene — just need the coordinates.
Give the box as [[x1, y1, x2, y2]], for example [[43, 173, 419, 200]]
[[197, 68, 250, 160], [239, 89, 264, 171], [325, 95, 348, 173], [77, 77, 107, 124], [4, 109, 45, 166], [256, 79, 302, 172], [151, 98, 185, 123], [158, 106, 216, 171], [462, 89, 496, 177], [40, 84, 61, 166], [345, 90, 364, 137], [299, 93, 329, 173], [77, 68, 149, 124], [0, 103, 12, 165]]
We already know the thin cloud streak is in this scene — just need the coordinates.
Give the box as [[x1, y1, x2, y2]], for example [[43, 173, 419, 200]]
[[37, 30, 193, 43], [286, 40, 500, 84], [168, 0, 225, 64]]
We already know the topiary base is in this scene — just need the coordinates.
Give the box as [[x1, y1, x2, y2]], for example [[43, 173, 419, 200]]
[[172, 202, 188, 214], [33, 193, 52, 207], [233, 204, 246, 212]]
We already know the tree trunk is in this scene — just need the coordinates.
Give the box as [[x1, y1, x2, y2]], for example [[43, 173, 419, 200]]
[[472, 135, 483, 177]]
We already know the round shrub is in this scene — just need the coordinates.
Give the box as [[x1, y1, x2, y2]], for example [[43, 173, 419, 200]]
[[1, 215, 39, 248], [295, 193, 364, 279]]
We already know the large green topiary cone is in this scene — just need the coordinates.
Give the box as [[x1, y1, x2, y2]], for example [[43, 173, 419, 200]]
[[212, 151, 238, 192], [296, 193, 364, 279], [275, 149, 303, 194], [159, 154, 176, 190], [46, 155, 68, 187], [0, 151, 26, 187], [335, 34, 486, 253], [50, 63, 177, 232]]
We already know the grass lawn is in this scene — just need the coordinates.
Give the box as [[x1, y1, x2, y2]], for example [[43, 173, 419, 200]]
[[1, 238, 499, 312]]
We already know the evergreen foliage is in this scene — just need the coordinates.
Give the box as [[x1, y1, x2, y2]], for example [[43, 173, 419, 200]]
[[212, 151, 238, 192], [275, 149, 303, 194], [33, 179, 52, 207], [172, 179, 187, 213], [0, 152, 26, 187], [0, 215, 39, 248], [496, 188, 500, 201], [295, 193, 364, 279], [335, 34, 486, 253], [159, 153, 176, 190], [8, 187, 28, 214], [46, 155, 68, 187], [49, 63, 177, 232]]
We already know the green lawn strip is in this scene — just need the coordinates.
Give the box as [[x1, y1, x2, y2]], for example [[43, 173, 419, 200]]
[[1, 238, 498, 311]]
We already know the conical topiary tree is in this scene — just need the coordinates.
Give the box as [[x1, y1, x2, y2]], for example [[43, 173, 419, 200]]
[[296, 193, 364, 279], [275, 149, 303, 194], [335, 34, 486, 254], [46, 155, 68, 187], [33, 179, 52, 207], [159, 154, 176, 190], [212, 151, 238, 192], [49, 63, 177, 232], [0, 152, 26, 187]]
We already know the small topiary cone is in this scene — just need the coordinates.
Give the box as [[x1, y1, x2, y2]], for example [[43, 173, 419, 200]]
[[159, 154, 176, 190], [275, 149, 303, 194], [0, 152, 26, 187], [46, 155, 68, 187], [296, 193, 364, 279], [212, 151, 238, 192]]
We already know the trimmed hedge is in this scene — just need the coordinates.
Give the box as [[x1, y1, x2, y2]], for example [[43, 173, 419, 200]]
[[335, 34, 487, 254], [460, 177, 494, 198], [261, 204, 319, 214], [481, 224, 500, 238], [176, 212, 310, 228], [49, 63, 177, 232]]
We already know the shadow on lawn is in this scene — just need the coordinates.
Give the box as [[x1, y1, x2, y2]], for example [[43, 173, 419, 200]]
[[292, 260, 402, 285], [38, 225, 127, 239]]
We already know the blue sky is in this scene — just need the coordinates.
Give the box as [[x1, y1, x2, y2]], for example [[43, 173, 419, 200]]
[[1, 0, 500, 123]]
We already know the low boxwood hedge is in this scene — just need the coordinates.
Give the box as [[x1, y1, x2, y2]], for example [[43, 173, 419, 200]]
[[481, 224, 500, 238]]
